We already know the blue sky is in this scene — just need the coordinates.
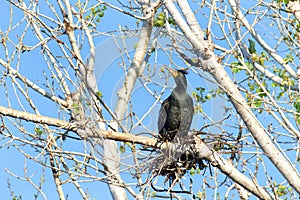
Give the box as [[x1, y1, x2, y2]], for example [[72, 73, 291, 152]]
[[1, 0, 299, 199]]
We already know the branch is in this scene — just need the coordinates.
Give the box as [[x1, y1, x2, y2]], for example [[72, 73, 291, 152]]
[[101, 2, 150, 20], [177, 0, 203, 40], [103, 1, 161, 200], [0, 105, 272, 199], [0, 58, 68, 107], [230, 1, 297, 91], [15, 1, 72, 96], [228, 0, 297, 79], [287, 1, 300, 21], [0, 106, 154, 146], [164, 0, 300, 195]]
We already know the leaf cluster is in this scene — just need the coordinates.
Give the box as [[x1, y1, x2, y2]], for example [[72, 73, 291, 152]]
[[154, 12, 176, 27], [192, 87, 224, 113], [81, 4, 107, 27]]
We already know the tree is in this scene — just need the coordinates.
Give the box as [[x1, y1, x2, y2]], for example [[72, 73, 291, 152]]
[[0, 0, 300, 199]]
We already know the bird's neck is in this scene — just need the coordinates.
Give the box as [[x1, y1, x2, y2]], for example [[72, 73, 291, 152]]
[[173, 85, 187, 94]]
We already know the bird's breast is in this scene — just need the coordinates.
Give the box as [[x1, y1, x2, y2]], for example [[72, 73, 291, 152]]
[[167, 93, 193, 128]]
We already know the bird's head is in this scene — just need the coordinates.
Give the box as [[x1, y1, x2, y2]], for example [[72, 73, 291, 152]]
[[166, 67, 189, 92]]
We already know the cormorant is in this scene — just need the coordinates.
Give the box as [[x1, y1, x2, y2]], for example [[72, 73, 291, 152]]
[[158, 67, 194, 142], [156, 67, 205, 187]]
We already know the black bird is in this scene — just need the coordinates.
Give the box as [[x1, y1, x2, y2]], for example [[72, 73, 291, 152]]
[[157, 67, 205, 186], [158, 67, 194, 142]]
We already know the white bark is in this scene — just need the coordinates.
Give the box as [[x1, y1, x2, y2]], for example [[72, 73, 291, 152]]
[[102, 2, 160, 199], [229, 0, 297, 79], [288, 1, 300, 21], [164, 0, 300, 194], [0, 105, 272, 199]]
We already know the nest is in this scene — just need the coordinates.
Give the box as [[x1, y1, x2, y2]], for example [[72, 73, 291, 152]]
[[148, 135, 206, 184], [158, 151, 205, 182]]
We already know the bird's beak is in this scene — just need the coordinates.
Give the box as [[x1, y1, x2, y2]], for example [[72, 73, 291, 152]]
[[166, 66, 179, 78]]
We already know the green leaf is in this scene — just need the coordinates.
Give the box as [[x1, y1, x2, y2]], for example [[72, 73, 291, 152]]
[[154, 19, 165, 27], [253, 99, 262, 108], [215, 88, 224, 95], [280, 0, 290, 4], [91, 7, 96, 15], [196, 87, 205, 92], [168, 17, 176, 26], [154, 12, 166, 27], [276, 185, 288, 197], [258, 57, 265, 66], [230, 61, 242, 67], [72, 102, 80, 114], [245, 62, 253, 70], [98, 12, 104, 18], [296, 116, 300, 125], [248, 39, 256, 54], [271, 82, 278, 88], [196, 191, 203, 199], [75, 1, 82, 8], [194, 105, 203, 113], [248, 83, 255, 91], [230, 61, 242, 74], [189, 168, 195, 176], [294, 99, 300, 113], [284, 52, 294, 63], [35, 126, 44, 136], [96, 91, 103, 98], [119, 145, 126, 153], [276, 91, 284, 100], [150, 191, 156, 198], [232, 67, 241, 74], [157, 12, 165, 21]]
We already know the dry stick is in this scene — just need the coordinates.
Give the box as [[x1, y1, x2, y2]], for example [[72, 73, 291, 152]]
[[164, 0, 300, 196], [0, 105, 272, 199]]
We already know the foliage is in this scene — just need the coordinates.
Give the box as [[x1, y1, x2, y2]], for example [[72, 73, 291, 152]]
[[1, 0, 300, 199]]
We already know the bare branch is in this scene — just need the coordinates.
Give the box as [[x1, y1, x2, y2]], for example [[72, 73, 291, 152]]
[[0, 105, 272, 199], [164, 0, 300, 194]]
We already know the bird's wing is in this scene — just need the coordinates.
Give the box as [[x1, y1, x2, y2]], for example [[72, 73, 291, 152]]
[[158, 97, 170, 132], [186, 95, 194, 129], [188, 95, 194, 119]]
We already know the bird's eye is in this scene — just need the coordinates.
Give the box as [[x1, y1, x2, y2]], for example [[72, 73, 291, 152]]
[[178, 69, 188, 75]]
